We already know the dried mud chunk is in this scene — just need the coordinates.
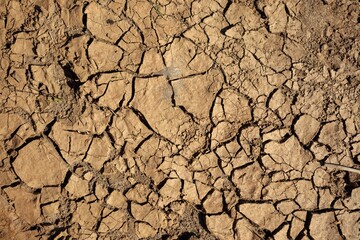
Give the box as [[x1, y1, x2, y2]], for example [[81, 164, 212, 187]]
[[117, 27, 144, 72], [243, 29, 283, 53], [125, 0, 157, 46], [153, 14, 187, 45], [65, 174, 90, 199], [108, 0, 126, 13], [350, 141, 360, 158], [215, 174, 232, 190], [337, 211, 360, 240], [159, 156, 192, 182], [11, 37, 34, 56], [183, 181, 200, 204], [42, 201, 59, 220], [212, 89, 252, 124], [310, 142, 329, 160], [309, 212, 341, 239], [192, 152, 218, 171], [225, 3, 262, 29], [135, 222, 157, 238], [109, 108, 152, 148], [211, 121, 237, 146], [221, 150, 252, 175], [84, 134, 114, 171], [131, 76, 196, 145], [0, 56, 10, 79], [0, 197, 18, 238], [274, 225, 290, 240], [7, 1, 26, 30], [0, 24, 4, 47], [139, 47, 165, 75], [173, 0, 208, 24], [240, 203, 285, 232], [235, 218, 263, 240], [264, 136, 312, 172], [164, 38, 213, 76], [183, 24, 208, 46], [0, 113, 25, 139], [0, 165, 17, 187], [264, 49, 291, 72], [85, 2, 129, 43], [125, 183, 151, 204], [239, 126, 261, 157], [131, 202, 166, 229], [242, 75, 276, 101], [243, 34, 290, 73], [95, 182, 108, 199], [206, 214, 234, 240], [179, 127, 209, 158], [125, 0, 152, 28], [232, 162, 264, 199], [30, 64, 63, 95], [88, 40, 123, 73], [41, 186, 61, 203], [268, 88, 292, 118], [294, 114, 320, 144], [13, 138, 68, 188], [172, 70, 222, 120], [134, 136, 173, 161], [131, 202, 151, 221], [284, 38, 306, 62], [263, 181, 297, 201], [159, 178, 182, 206], [203, 190, 223, 214], [289, 216, 305, 239], [297, 87, 326, 119], [74, 104, 111, 134], [72, 201, 101, 230], [343, 187, 360, 210], [223, 24, 245, 39], [96, 72, 131, 110], [318, 121, 346, 150], [264, 2, 288, 33], [193, 172, 211, 190], [143, 157, 167, 186], [61, 4, 83, 30], [313, 168, 331, 188], [294, 180, 318, 210], [276, 200, 299, 215], [202, 12, 228, 47], [11, 231, 39, 240], [98, 210, 128, 233], [65, 35, 91, 81], [8, 66, 27, 88], [4, 186, 41, 225], [107, 190, 127, 209], [50, 122, 92, 164]]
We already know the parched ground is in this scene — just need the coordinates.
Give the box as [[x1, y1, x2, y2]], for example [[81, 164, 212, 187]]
[[0, 0, 359, 239]]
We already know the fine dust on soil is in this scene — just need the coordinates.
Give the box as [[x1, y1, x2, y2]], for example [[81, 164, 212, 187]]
[[0, 0, 359, 239]]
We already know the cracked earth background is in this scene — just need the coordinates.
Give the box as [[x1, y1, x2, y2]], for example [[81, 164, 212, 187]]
[[0, 0, 359, 239]]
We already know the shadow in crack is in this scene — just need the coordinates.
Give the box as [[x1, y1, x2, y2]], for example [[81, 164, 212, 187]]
[[62, 63, 81, 93], [179, 232, 197, 240]]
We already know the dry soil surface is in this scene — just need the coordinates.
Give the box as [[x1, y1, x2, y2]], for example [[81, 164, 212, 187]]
[[0, 0, 359, 239]]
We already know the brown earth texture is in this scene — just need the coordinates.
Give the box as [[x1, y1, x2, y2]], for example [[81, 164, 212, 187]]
[[0, 0, 359, 239]]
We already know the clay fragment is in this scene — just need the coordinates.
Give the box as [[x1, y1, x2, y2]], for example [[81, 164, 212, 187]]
[[13, 139, 68, 188]]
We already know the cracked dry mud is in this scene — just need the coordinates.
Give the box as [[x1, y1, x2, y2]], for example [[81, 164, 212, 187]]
[[0, 0, 359, 239]]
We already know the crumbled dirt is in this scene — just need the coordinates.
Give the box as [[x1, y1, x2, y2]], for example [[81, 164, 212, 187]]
[[0, 0, 359, 239]]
